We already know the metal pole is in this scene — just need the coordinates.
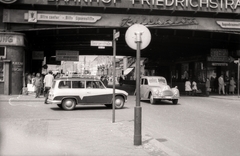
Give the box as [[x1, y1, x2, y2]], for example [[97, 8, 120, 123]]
[[112, 29, 116, 123], [238, 58, 239, 98], [134, 32, 142, 145]]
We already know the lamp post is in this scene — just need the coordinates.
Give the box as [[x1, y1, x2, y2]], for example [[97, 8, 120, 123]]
[[234, 58, 240, 98], [125, 24, 151, 145]]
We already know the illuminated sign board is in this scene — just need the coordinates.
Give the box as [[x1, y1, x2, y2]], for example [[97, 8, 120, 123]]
[[0, 33, 24, 46]]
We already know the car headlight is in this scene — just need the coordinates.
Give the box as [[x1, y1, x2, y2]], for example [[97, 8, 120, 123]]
[[154, 89, 159, 95]]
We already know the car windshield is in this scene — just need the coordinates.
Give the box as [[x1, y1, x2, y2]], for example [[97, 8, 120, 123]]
[[86, 80, 105, 89], [148, 77, 166, 86]]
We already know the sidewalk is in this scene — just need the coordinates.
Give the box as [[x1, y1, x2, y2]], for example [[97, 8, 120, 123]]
[[0, 93, 177, 156], [1, 92, 238, 156]]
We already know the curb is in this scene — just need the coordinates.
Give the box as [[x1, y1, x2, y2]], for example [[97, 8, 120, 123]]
[[209, 96, 240, 101]]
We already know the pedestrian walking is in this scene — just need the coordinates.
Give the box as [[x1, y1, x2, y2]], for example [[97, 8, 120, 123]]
[[185, 79, 192, 95], [205, 78, 211, 96], [218, 75, 225, 95], [103, 76, 108, 87], [229, 77, 236, 94], [225, 76, 230, 94], [33, 73, 42, 98], [43, 70, 54, 104], [191, 80, 198, 96]]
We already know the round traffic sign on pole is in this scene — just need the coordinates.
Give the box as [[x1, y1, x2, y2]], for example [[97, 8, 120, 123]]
[[125, 24, 151, 146], [125, 24, 151, 50]]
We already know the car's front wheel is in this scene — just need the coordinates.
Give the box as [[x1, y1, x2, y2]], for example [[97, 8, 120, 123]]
[[114, 96, 125, 109], [149, 93, 156, 104], [62, 98, 76, 110]]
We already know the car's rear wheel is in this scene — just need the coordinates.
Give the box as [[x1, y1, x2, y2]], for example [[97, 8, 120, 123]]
[[149, 93, 156, 104], [114, 96, 125, 109], [57, 104, 63, 109], [172, 99, 178, 104], [62, 98, 76, 110]]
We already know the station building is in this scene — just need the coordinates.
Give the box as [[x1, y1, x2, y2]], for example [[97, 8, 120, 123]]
[[0, 0, 240, 94]]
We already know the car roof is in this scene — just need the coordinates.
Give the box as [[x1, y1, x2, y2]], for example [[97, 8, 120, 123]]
[[141, 76, 166, 79], [54, 75, 100, 81], [55, 77, 100, 80]]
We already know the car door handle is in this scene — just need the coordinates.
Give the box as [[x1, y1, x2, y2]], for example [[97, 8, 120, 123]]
[[87, 92, 91, 94]]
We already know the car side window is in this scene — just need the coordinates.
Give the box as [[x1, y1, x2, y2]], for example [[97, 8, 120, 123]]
[[59, 81, 71, 89], [72, 81, 85, 88], [141, 79, 144, 85], [86, 81, 96, 88], [144, 79, 148, 85]]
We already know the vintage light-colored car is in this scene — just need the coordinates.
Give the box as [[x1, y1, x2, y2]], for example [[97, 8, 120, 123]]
[[140, 76, 179, 104], [47, 75, 128, 110]]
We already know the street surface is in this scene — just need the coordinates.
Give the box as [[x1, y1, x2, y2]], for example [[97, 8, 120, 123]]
[[0, 90, 240, 156]]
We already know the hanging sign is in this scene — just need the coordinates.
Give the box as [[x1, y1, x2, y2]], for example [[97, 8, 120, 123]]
[[56, 50, 79, 61]]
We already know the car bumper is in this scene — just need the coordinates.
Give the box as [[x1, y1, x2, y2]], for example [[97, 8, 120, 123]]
[[153, 96, 178, 100], [47, 99, 62, 104]]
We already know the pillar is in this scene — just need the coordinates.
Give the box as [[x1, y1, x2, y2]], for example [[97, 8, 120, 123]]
[[0, 32, 25, 95]]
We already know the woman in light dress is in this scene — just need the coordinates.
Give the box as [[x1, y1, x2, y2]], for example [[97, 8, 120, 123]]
[[185, 79, 192, 95]]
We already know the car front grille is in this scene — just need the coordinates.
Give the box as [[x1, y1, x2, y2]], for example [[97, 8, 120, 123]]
[[162, 90, 173, 96]]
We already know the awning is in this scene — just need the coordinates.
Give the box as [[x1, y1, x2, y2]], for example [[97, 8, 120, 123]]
[[124, 68, 134, 75]]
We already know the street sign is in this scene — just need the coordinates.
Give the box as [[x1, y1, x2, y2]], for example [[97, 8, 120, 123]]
[[125, 24, 151, 50], [114, 31, 120, 39], [91, 40, 112, 47], [234, 59, 240, 64]]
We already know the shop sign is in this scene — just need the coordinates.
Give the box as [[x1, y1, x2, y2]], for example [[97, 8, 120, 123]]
[[0, 34, 24, 46], [46, 0, 240, 13], [216, 21, 240, 29], [210, 49, 228, 57], [26, 11, 101, 23], [207, 57, 230, 62], [12, 61, 23, 72], [56, 50, 79, 61], [32, 51, 44, 60], [121, 16, 198, 27], [211, 63, 228, 66]]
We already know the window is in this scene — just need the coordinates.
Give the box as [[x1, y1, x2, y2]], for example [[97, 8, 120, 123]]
[[0, 47, 6, 59], [72, 81, 85, 88], [59, 81, 71, 89], [86, 81, 104, 88], [141, 79, 144, 85], [144, 79, 148, 85], [158, 78, 166, 84]]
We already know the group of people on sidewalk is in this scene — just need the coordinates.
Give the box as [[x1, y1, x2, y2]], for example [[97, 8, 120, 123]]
[[185, 75, 236, 96], [185, 79, 199, 96], [25, 70, 54, 104], [218, 75, 236, 95]]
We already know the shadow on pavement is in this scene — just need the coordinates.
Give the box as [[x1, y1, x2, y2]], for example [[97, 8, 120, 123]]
[[50, 106, 130, 111]]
